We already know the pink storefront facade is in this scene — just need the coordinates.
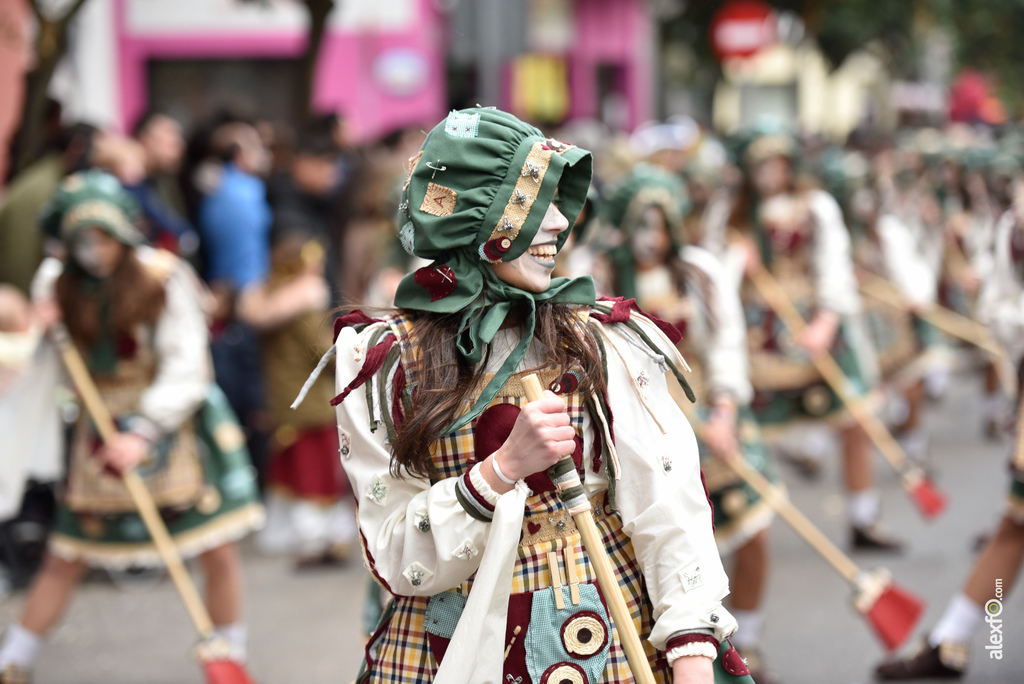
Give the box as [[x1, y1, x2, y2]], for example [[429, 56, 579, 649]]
[[2, 0, 653, 176], [114, 0, 652, 137], [566, 0, 653, 128], [114, 0, 448, 140]]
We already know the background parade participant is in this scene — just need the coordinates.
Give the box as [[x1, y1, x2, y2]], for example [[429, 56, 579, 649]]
[[0, 171, 263, 683], [241, 218, 357, 567], [602, 163, 781, 683], [874, 178, 1024, 680], [848, 178, 946, 466], [321, 108, 740, 684], [726, 126, 899, 551]]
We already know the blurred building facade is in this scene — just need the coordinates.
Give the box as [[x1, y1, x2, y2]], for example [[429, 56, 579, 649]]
[[711, 41, 895, 139], [35, 0, 653, 139], [54, 0, 445, 138], [446, 0, 654, 130], [1, 0, 658, 192]]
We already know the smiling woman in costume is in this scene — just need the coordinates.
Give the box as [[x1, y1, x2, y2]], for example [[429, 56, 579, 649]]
[[316, 109, 742, 684]]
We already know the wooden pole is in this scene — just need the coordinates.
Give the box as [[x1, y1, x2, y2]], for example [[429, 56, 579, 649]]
[[857, 271, 1017, 397], [747, 268, 931, 494], [521, 375, 656, 684], [52, 325, 215, 638], [676, 402, 861, 583]]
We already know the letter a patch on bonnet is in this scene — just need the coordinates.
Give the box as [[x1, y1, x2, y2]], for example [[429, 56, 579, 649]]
[[421, 182, 458, 217]]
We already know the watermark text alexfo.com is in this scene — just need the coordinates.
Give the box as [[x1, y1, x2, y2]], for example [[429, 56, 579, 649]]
[[986, 579, 1005, 660]]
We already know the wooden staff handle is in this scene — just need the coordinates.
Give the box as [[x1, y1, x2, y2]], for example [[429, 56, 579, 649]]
[[857, 271, 1017, 397], [726, 454, 861, 582], [748, 268, 918, 482], [677, 403, 861, 584], [521, 375, 656, 684], [53, 325, 216, 638]]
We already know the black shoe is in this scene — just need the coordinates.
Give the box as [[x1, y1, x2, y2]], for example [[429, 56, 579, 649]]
[[852, 524, 904, 552], [777, 452, 823, 481], [874, 640, 966, 680]]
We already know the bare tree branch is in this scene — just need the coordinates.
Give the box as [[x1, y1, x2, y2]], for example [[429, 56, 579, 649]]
[[59, 0, 91, 26]]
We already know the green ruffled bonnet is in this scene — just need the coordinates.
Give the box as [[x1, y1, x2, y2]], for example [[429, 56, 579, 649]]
[[393, 108, 596, 431], [601, 163, 690, 301], [40, 169, 143, 247]]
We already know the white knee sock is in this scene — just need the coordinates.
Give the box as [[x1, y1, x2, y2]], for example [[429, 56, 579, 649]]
[[729, 609, 764, 651], [898, 428, 929, 463], [0, 624, 43, 670], [886, 392, 910, 427], [213, 622, 247, 663], [925, 367, 950, 399], [983, 391, 1006, 421], [848, 488, 880, 528], [929, 593, 983, 646]]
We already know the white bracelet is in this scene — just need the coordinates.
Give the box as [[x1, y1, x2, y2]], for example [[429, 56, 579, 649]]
[[490, 453, 517, 485]]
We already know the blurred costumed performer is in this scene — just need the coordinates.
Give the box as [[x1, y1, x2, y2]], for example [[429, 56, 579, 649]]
[[0, 171, 263, 683], [726, 127, 899, 551], [847, 177, 948, 467], [301, 108, 743, 683], [240, 218, 358, 567], [874, 184, 1024, 680], [601, 164, 781, 683]]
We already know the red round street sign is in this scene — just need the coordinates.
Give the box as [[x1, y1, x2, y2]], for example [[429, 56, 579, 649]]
[[710, 0, 778, 61]]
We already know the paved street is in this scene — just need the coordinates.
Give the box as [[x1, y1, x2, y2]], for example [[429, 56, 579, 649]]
[[1, 368, 1021, 684]]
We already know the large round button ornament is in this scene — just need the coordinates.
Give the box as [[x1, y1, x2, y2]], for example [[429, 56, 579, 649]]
[[560, 611, 608, 658], [542, 662, 587, 684]]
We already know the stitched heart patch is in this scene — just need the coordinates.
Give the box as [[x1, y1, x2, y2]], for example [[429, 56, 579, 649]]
[[414, 264, 458, 302]]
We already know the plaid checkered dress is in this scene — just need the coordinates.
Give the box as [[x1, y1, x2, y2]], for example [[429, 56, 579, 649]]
[[359, 312, 670, 684]]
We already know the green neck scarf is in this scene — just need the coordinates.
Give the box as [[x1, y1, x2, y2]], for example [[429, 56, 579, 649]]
[[395, 249, 595, 433]]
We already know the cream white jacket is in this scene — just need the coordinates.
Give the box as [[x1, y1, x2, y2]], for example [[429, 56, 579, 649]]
[[681, 245, 753, 405], [33, 248, 213, 440], [978, 210, 1024, 366], [875, 213, 940, 306], [334, 313, 737, 679]]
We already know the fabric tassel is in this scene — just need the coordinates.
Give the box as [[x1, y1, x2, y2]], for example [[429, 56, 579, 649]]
[[290, 344, 337, 410], [330, 333, 397, 408], [591, 298, 696, 402], [377, 346, 404, 445]]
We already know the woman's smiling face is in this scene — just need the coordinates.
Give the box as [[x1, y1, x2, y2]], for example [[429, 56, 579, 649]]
[[490, 202, 570, 292]]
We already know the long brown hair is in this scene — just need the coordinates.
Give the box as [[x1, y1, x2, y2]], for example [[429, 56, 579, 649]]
[[56, 250, 167, 352], [391, 301, 603, 478]]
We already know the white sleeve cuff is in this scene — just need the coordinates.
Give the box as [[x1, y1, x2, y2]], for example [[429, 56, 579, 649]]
[[666, 641, 718, 664], [467, 461, 501, 507]]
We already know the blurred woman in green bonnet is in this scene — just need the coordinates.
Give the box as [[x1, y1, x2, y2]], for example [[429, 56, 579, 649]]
[[324, 109, 743, 684], [0, 170, 263, 683], [725, 125, 900, 552], [602, 163, 781, 683]]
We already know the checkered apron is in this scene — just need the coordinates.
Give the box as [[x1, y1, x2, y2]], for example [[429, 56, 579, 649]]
[[360, 312, 669, 684]]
